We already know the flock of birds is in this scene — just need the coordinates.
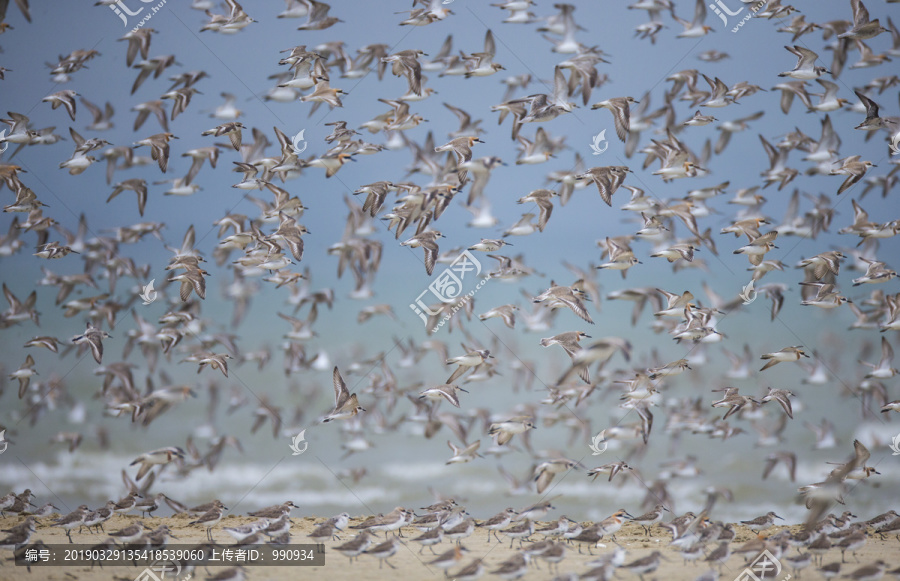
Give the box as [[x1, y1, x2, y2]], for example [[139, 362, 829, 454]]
[[3, 488, 900, 580], [2, 0, 900, 578]]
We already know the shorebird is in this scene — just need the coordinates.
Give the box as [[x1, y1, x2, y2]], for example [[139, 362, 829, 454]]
[[190, 505, 226, 541], [576, 166, 632, 206], [830, 156, 877, 195], [853, 90, 892, 131], [419, 383, 468, 408], [838, 0, 888, 39], [42, 90, 78, 121], [477, 508, 518, 543], [532, 458, 580, 494], [630, 504, 669, 535], [51, 506, 88, 543], [382, 49, 425, 96], [70, 322, 111, 364], [711, 387, 759, 420], [322, 366, 366, 422], [400, 230, 443, 276], [760, 346, 810, 370], [133, 132, 178, 173], [202, 121, 245, 150], [760, 387, 796, 419], [445, 349, 493, 383], [586, 461, 632, 483], [363, 536, 401, 569], [541, 330, 591, 383], [778, 45, 830, 79], [107, 178, 148, 216], [478, 304, 517, 328], [851, 258, 896, 286], [860, 336, 898, 379], [108, 521, 147, 544], [533, 281, 594, 324], [445, 440, 481, 464], [673, 0, 712, 38], [798, 250, 845, 280], [489, 416, 535, 446], [130, 446, 185, 480], [620, 550, 664, 581], [591, 97, 639, 141]]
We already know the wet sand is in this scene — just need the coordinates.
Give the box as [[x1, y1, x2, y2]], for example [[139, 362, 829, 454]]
[[1, 514, 897, 580]]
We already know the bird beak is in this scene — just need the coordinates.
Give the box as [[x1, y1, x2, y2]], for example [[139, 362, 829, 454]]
[[458, 387, 469, 393]]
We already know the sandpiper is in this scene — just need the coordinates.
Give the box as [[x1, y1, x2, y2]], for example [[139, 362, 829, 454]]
[[190, 505, 226, 541], [51, 506, 88, 543], [501, 518, 534, 548], [630, 504, 669, 535], [322, 366, 366, 422], [591, 97, 639, 142], [113, 492, 144, 516], [740, 511, 783, 531], [400, 230, 444, 276], [70, 322, 111, 364], [477, 507, 518, 543], [109, 521, 147, 544], [129, 446, 186, 480]]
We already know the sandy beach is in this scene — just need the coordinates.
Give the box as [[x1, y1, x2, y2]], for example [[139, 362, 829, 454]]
[[2, 513, 898, 581]]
